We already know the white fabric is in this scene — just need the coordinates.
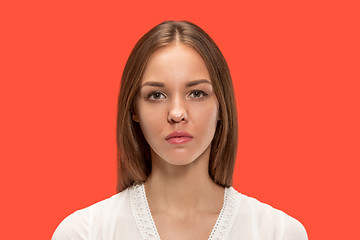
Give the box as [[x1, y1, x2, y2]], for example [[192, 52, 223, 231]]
[[52, 184, 308, 240]]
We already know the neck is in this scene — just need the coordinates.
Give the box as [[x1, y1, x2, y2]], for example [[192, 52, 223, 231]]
[[144, 147, 224, 217]]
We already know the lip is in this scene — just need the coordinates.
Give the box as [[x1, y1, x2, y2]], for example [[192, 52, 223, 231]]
[[165, 131, 193, 144]]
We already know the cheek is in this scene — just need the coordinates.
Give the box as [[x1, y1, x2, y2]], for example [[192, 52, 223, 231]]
[[190, 100, 219, 130], [137, 104, 165, 138]]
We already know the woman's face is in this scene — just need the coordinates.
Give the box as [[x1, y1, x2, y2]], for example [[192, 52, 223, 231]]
[[133, 43, 219, 166]]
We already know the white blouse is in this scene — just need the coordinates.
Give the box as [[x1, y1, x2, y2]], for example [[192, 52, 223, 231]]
[[52, 184, 308, 240]]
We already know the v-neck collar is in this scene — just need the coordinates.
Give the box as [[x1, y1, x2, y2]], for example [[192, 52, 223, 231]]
[[129, 183, 241, 240]]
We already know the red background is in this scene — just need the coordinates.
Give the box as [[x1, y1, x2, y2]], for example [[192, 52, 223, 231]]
[[1, 0, 359, 239]]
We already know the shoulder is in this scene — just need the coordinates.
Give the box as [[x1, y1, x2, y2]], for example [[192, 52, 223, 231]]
[[229, 187, 308, 240], [51, 189, 129, 240]]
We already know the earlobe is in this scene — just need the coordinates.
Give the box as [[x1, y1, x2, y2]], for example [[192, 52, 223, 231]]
[[131, 101, 140, 122], [132, 112, 140, 122]]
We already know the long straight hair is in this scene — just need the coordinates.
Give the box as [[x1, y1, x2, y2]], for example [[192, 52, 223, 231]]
[[116, 21, 238, 192]]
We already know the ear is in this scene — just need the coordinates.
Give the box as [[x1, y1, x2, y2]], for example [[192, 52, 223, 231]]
[[132, 112, 140, 122], [131, 102, 140, 122]]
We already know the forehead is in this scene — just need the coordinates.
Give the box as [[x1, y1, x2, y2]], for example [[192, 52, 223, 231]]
[[141, 43, 211, 84]]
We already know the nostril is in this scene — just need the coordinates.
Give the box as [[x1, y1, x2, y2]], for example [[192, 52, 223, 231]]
[[168, 111, 188, 123]]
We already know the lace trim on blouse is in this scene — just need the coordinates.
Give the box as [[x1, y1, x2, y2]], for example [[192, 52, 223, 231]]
[[129, 184, 161, 240], [129, 183, 241, 240]]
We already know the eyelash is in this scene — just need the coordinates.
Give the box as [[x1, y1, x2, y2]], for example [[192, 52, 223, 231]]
[[188, 90, 208, 98], [145, 90, 208, 101], [146, 91, 166, 100]]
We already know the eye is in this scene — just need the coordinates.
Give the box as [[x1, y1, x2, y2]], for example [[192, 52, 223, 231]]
[[146, 91, 166, 100], [189, 90, 208, 98]]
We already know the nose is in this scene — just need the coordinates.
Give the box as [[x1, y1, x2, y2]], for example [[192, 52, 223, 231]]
[[167, 97, 188, 124]]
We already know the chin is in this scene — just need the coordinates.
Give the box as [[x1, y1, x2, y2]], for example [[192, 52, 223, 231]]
[[157, 151, 195, 165], [165, 158, 196, 166], [150, 147, 210, 167], [162, 150, 209, 167]]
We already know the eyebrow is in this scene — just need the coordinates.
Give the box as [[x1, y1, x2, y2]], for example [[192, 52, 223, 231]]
[[186, 79, 212, 87], [140, 81, 165, 88], [140, 79, 212, 88]]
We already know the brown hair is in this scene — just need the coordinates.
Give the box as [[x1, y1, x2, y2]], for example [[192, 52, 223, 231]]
[[116, 21, 238, 192]]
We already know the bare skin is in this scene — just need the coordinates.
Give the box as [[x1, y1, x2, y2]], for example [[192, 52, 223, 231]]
[[145, 146, 224, 240], [134, 43, 225, 239]]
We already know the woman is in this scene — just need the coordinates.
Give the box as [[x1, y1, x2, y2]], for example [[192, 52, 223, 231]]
[[52, 21, 308, 240]]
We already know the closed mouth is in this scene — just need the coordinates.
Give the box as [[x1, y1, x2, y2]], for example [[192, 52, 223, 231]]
[[165, 131, 193, 140]]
